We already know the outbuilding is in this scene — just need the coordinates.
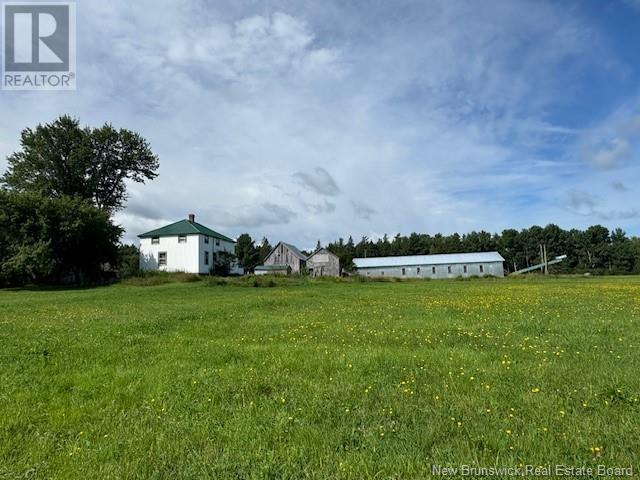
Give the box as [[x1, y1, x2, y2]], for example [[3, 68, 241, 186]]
[[353, 252, 505, 279], [257, 241, 307, 274], [306, 248, 340, 277]]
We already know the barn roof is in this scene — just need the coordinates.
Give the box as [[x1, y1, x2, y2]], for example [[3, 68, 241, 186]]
[[307, 248, 338, 260], [138, 219, 235, 242], [269, 241, 308, 260], [353, 251, 505, 268]]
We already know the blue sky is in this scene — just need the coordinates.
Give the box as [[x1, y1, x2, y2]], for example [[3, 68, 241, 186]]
[[1, 0, 639, 246]]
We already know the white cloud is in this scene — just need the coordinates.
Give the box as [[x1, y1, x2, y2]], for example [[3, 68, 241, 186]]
[[590, 138, 632, 168], [1, 0, 638, 245]]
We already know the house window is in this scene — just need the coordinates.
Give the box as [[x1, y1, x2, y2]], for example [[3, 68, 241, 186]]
[[402, 267, 406, 275], [447, 266, 452, 274], [204, 251, 209, 265], [432, 266, 436, 274], [178, 235, 187, 243], [205, 236, 210, 244], [158, 252, 167, 266], [215, 238, 220, 246], [479, 265, 484, 274], [417, 267, 421, 274], [151, 237, 159, 245], [463, 265, 468, 274]]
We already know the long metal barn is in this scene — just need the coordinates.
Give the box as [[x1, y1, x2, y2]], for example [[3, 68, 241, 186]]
[[353, 252, 505, 279]]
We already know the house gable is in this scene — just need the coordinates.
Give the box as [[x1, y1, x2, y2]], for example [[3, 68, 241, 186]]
[[264, 241, 307, 273], [306, 248, 340, 277]]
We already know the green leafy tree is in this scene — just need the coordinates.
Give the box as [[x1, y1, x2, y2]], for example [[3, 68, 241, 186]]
[[1, 115, 159, 213], [212, 251, 236, 276], [609, 228, 635, 273], [235, 233, 260, 273], [631, 237, 640, 273], [117, 244, 140, 279], [0, 191, 121, 286]]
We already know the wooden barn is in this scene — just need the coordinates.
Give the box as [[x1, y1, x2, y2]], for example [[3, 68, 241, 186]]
[[306, 248, 340, 277], [257, 241, 308, 274]]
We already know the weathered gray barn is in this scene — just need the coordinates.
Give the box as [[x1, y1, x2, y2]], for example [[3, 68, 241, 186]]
[[353, 252, 505, 279], [306, 248, 340, 277], [259, 241, 307, 274]]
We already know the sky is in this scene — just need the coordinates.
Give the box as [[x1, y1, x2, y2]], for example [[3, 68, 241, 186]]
[[1, 0, 639, 248]]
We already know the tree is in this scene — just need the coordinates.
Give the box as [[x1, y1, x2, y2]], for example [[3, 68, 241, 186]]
[[0, 190, 121, 286], [258, 237, 272, 263], [582, 225, 610, 270], [117, 244, 140, 278], [212, 251, 236, 276], [1, 115, 159, 214], [631, 237, 640, 273], [609, 228, 635, 273], [497, 229, 520, 272], [235, 233, 260, 273]]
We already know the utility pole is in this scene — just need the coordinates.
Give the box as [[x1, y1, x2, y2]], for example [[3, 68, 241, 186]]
[[539, 244, 549, 275], [539, 244, 544, 274]]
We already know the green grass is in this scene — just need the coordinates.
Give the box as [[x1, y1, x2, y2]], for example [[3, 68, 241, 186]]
[[1, 276, 639, 478]]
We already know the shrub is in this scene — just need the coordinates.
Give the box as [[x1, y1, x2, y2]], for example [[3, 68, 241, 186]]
[[117, 244, 140, 279], [0, 191, 121, 286]]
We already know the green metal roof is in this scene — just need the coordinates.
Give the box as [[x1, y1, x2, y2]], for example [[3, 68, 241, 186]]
[[138, 219, 235, 243]]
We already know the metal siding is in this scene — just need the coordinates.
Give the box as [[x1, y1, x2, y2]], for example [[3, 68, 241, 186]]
[[353, 251, 505, 268], [357, 261, 504, 279]]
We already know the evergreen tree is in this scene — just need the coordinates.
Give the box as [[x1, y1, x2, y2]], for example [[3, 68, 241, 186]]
[[258, 237, 272, 263], [235, 233, 260, 273]]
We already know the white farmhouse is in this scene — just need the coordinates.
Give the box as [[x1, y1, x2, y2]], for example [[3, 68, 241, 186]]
[[138, 214, 241, 274]]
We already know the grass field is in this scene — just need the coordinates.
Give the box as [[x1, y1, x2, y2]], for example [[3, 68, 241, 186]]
[[1, 276, 639, 479]]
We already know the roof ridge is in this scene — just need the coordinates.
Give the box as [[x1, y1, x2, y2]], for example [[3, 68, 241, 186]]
[[187, 220, 201, 233], [353, 251, 505, 268], [354, 251, 501, 259], [137, 219, 186, 237], [138, 218, 235, 242]]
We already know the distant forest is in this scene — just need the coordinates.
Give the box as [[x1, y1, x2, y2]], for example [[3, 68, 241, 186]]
[[322, 224, 640, 274]]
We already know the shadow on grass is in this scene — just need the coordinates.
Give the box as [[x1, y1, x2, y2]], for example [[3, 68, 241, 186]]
[[2, 282, 116, 293]]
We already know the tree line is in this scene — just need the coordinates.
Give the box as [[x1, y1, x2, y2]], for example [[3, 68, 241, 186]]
[[324, 225, 640, 274], [234, 225, 639, 275]]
